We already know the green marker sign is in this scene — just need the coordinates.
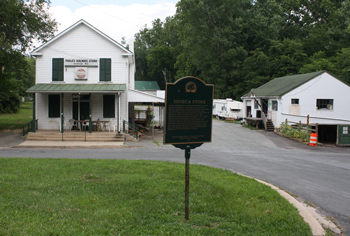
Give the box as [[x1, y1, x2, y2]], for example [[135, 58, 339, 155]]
[[164, 77, 214, 145]]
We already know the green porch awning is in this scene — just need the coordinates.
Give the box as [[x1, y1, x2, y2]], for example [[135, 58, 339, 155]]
[[27, 83, 126, 93]]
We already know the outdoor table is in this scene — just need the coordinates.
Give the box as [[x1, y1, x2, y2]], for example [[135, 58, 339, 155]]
[[75, 120, 109, 131]]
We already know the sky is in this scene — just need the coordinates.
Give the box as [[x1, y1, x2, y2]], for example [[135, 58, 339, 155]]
[[48, 0, 179, 43]]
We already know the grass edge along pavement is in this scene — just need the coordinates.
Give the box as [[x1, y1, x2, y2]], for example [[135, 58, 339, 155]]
[[0, 158, 313, 235]]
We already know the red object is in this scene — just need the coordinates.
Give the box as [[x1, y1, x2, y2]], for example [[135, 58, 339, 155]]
[[309, 133, 317, 147]]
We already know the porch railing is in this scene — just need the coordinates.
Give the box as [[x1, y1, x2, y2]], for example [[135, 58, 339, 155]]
[[22, 120, 37, 136], [262, 111, 267, 130], [123, 120, 140, 140]]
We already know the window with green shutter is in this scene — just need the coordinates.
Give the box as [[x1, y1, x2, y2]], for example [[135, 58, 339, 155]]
[[103, 95, 115, 118], [48, 94, 60, 118], [100, 58, 111, 81], [52, 58, 64, 81]]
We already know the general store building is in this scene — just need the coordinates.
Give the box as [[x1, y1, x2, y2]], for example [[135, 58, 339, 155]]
[[27, 19, 164, 134]]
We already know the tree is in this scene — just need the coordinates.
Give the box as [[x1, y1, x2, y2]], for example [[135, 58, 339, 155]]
[[134, 17, 181, 89], [0, 0, 56, 113]]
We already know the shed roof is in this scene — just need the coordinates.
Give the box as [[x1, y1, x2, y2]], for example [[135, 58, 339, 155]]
[[27, 83, 126, 93], [251, 71, 325, 97], [135, 81, 160, 90]]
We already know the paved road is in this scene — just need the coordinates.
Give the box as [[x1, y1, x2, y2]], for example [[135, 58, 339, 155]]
[[1, 120, 349, 235]]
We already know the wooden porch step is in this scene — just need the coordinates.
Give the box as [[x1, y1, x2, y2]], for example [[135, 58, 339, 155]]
[[266, 120, 275, 132]]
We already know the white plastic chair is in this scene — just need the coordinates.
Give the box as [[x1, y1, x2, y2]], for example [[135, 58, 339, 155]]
[[69, 119, 77, 131], [57, 118, 67, 131], [82, 119, 89, 131], [106, 118, 117, 132]]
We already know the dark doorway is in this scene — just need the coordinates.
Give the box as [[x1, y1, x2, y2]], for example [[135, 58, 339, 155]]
[[72, 94, 90, 121], [262, 99, 268, 115], [80, 102, 89, 120], [256, 110, 262, 118], [318, 125, 337, 144], [246, 106, 251, 117]]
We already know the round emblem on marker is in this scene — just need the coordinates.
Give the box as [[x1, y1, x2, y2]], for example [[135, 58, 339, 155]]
[[185, 82, 197, 93], [76, 68, 86, 79]]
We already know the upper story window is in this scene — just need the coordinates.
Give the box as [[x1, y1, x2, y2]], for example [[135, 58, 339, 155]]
[[52, 58, 64, 81], [100, 58, 111, 81], [317, 99, 333, 110], [291, 99, 299, 104], [272, 100, 278, 111]]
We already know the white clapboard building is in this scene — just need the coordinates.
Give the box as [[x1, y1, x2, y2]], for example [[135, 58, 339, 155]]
[[27, 19, 164, 133]]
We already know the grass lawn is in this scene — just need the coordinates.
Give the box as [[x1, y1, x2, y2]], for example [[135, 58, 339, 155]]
[[0, 158, 312, 235], [0, 102, 33, 132]]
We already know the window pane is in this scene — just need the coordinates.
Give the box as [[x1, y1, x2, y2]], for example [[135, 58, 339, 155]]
[[103, 95, 115, 118], [291, 99, 299, 104], [272, 101, 278, 111], [48, 94, 60, 118], [317, 99, 333, 109]]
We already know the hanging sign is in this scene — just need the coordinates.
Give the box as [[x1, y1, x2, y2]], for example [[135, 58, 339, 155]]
[[164, 77, 214, 145]]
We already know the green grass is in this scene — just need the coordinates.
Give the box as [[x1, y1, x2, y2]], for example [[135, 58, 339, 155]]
[[243, 124, 257, 130], [0, 101, 33, 132], [0, 158, 312, 235]]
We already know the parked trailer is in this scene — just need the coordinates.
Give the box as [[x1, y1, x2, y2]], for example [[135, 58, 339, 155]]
[[213, 99, 227, 119], [213, 99, 243, 120]]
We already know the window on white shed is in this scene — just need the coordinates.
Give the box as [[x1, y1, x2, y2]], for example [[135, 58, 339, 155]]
[[272, 101, 278, 111], [291, 99, 299, 104], [317, 99, 333, 110]]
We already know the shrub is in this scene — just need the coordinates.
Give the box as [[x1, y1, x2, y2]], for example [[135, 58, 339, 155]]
[[279, 122, 310, 142]]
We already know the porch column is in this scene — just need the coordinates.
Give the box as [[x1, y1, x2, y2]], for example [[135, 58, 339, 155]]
[[117, 93, 120, 133], [61, 93, 64, 133], [32, 93, 36, 132], [89, 93, 92, 133]]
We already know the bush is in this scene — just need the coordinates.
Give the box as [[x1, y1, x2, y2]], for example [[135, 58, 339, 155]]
[[279, 122, 310, 142], [0, 91, 21, 113]]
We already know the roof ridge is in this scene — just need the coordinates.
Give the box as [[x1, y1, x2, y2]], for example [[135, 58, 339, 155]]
[[32, 19, 131, 55]]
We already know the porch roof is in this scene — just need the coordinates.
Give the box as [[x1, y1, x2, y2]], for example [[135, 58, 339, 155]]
[[27, 83, 126, 93]]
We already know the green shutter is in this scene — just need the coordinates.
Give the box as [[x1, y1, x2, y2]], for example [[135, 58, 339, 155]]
[[105, 59, 111, 81], [100, 59, 106, 81], [52, 58, 64, 81], [48, 94, 61, 118], [103, 95, 115, 118], [100, 58, 111, 81]]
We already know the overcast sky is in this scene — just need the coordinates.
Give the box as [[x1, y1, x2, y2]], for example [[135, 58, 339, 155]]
[[48, 0, 178, 43]]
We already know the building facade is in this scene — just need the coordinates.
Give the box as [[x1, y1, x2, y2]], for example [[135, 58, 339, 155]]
[[28, 19, 164, 133], [241, 71, 350, 145]]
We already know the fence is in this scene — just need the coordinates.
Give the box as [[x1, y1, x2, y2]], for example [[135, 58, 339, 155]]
[[22, 120, 37, 136], [122, 120, 140, 140], [279, 119, 317, 142]]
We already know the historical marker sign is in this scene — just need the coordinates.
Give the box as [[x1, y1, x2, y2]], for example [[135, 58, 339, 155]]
[[164, 77, 214, 145]]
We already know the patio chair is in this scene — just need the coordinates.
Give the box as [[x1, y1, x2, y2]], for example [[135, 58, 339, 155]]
[[105, 118, 117, 132], [82, 119, 89, 131], [57, 118, 67, 131], [95, 118, 103, 132], [69, 119, 77, 130]]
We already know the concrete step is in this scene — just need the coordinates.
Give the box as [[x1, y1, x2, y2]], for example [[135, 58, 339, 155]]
[[26, 131, 125, 142]]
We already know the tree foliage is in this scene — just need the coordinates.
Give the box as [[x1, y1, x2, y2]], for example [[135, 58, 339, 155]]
[[134, 0, 350, 99], [0, 0, 56, 113]]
